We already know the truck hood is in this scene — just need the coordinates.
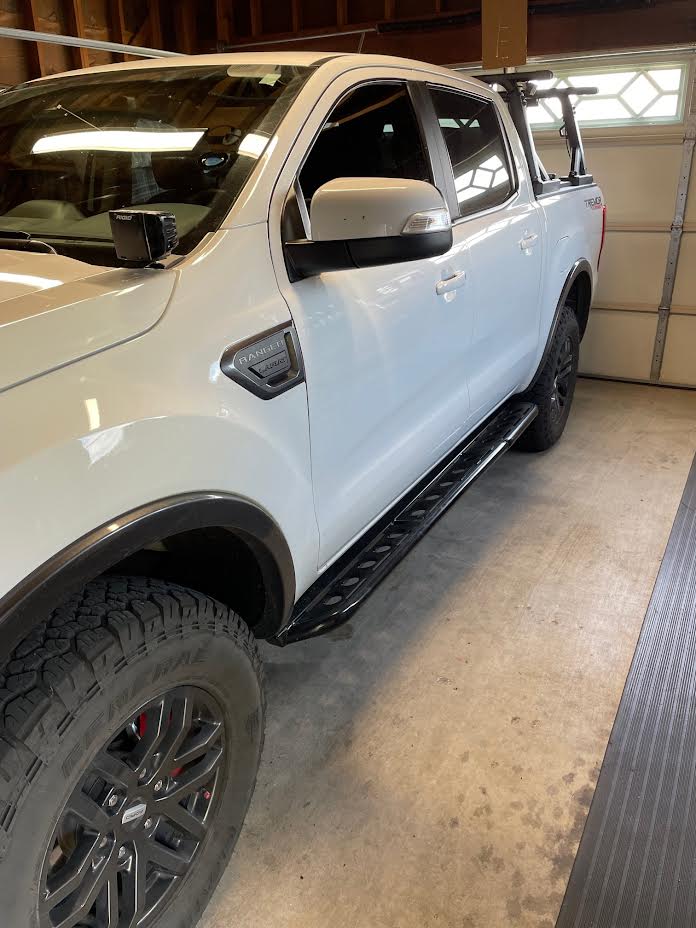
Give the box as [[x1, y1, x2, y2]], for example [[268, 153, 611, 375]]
[[0, 251, 176, 392]]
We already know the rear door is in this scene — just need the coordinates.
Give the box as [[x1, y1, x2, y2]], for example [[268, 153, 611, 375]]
[[271, 74, 474, 567], [425, 84, 543, 419]]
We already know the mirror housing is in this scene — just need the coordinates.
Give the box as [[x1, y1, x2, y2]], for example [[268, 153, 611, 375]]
[[285, 177, 452, 281]]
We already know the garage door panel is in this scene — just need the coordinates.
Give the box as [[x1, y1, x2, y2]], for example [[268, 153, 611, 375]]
[[672, 233, 696, 311], [594, 232, 669, 309], [580, 309, 657, 380], [583, 144, 682, 226], [660, 315, 696, 385], [536, 140, 682, 226]]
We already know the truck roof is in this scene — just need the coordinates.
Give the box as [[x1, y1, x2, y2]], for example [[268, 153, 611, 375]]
[[22, 50, 484, 92]]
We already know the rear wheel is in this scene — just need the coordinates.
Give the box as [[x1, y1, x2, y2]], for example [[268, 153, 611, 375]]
[[0, 576, 264, 928], [518, 304, 580, 452]]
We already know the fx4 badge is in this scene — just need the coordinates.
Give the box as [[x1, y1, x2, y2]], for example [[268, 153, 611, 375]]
[[584, 195, 603, 210]]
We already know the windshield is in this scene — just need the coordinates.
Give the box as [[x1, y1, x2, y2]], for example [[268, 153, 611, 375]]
[[0, 63, 310, 265]]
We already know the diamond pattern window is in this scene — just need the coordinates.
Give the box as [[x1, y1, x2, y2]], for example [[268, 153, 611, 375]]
[[526, 64, 688, 129]]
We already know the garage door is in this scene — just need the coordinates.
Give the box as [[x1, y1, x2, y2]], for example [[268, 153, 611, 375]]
[[529, 51, 696, 387]]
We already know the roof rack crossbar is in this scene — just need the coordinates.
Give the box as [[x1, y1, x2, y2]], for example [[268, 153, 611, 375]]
[[533, 87, 598, 98], [475, 68, 596, 195], [477, 69, 554, 87]]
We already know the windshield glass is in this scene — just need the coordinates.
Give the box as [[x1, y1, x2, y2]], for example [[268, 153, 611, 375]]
[[0, 63, 310, 265]]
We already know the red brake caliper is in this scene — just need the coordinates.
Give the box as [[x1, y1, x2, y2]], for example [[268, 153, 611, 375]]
[[139, 711, 184, 778]]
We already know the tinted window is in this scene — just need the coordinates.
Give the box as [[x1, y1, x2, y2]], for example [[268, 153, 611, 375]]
[[299, 83, 431, 201], [0, 64, 310, 264], [429, 87, 513, 218]]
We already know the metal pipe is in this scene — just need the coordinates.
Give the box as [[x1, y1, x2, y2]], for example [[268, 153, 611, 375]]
[[650, 112, 696, 381], [0, 25, 181, 59]]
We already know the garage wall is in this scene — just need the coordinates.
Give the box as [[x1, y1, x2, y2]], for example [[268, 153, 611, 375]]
[[533, 51, 696, 387]]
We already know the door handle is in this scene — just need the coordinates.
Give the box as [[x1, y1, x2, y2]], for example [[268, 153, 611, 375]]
[[436, 270, 467, 296], [519, 232, 539, 252]]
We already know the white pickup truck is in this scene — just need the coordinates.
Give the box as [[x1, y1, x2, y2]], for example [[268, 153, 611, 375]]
[[0, 52, 603, 928]]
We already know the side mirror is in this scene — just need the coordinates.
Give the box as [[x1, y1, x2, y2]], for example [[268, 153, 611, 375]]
[[284, 177, 452, 281]]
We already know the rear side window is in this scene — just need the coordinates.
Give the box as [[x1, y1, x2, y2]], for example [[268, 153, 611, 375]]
[[429, 87, 514, 218], [298, 83, 431, 201]]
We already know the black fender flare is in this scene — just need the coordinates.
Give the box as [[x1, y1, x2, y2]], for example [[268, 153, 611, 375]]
[[529, 258, 593, 388], [0, 493, 296, 655]]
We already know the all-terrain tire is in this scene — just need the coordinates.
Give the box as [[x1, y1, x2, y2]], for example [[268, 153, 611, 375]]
[[0, 575, 265, 928], [518, 303, 580, 452]]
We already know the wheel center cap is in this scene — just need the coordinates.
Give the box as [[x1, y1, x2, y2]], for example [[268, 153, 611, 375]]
[[122, 801, 147, 826]]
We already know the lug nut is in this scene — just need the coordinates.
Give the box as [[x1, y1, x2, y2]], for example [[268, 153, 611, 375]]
[[118, 846, 127, 859], [143, 818, 153, 830], [108, 794, 119, 808], [154, 780, 163, 792], [139, 769, 148, 781]]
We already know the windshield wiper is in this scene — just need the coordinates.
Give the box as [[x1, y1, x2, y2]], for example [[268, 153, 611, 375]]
[[0, 230, 56, 254]]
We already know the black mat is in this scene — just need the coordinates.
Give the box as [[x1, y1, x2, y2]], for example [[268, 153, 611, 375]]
[[557, 454, 696, 928]]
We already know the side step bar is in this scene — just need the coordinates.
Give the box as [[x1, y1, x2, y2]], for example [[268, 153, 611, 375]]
[[275, 400, 538, 645]]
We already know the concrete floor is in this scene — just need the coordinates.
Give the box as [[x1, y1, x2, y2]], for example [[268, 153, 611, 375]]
[[200, 379, 696, 928]]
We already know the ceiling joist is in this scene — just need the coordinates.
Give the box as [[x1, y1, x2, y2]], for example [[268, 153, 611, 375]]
[[0, 0, 693, 88]]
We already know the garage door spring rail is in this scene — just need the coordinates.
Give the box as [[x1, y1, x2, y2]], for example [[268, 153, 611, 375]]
[[277, 400, 537, 644]]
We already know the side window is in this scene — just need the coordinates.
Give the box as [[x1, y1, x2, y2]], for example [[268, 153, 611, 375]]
[[298, 83, 431, 204], [429, 87, 514, 218]]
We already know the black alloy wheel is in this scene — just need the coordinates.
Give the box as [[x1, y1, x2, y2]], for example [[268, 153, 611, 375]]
[[550, 334, 575, 421], [518, 303, 580, 452], [0, 577, 264, 928], [40, 687, 223, 928]]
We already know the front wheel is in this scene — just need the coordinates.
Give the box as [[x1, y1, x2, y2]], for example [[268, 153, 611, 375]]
[[518, 303, 580, 452], [0, 576, 265, 928]]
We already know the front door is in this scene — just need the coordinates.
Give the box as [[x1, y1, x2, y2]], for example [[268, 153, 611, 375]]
[[274, 78, 474, 566]]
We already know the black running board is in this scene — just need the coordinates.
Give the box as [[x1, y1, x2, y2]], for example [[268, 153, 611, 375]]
[[275, 400, 537, 645]]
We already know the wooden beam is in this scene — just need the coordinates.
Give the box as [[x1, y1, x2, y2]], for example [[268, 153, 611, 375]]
[[216, 0, 231, 46], [482, 0, 528, 68], [130, 12, 154, 47], [291, 0, 301, 33], [175, 0, 197, 54], [149, 1, 164, 49], [337, 0, 348, 28], [115, 0, 128, 41], [249, 0, 262, 37], [66, 0, 91, 68], [384, 0, 395, 18], [20, 0, 45, 76], [108, 0, 127, 59], [225, 0, 696, 64]]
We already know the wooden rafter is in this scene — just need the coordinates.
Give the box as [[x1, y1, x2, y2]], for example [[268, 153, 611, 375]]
[[175, 0, 197, 54], [291, 0, 301, 33], [216, 0, 231, 46], [20, 0, 45, 75], [149, 1, 164, 49], [66, 0, 91, 68], [108, 0, 127, 59], [249, 0, 262, 38]]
